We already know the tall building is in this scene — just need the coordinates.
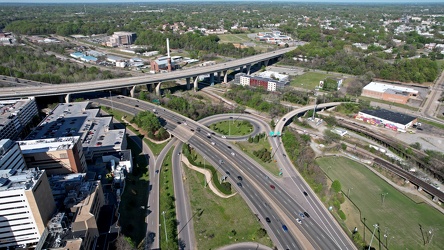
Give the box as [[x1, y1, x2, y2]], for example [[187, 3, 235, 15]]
[[0, 139, 27, 171], [106, 31, 137, 47], [0, 169, 56, 248], [0, 97, 38, 140], [19, 136, 87, 175]]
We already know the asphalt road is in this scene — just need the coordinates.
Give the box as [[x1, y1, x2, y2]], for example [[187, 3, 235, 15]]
[[94, 96, 356, 249]]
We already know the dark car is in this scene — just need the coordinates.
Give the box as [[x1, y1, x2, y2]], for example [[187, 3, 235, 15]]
[[304, 212, 310, 218], [303, 191, 308, 196], [282, 225, 288, 232], [270, 185, 275, 190], [135, 105, 139, 107], [265, 217, 271, 223], [417, 127, 423, 130], [225, 171, 230, 175], [237, 176, 243, 181], [237, 182, 242, 187], [177, 121, 182, 124]]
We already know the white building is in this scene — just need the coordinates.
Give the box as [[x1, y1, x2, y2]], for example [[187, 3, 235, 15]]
[[0, 169, 56, 249], [0, 97, 38, 140], [0, 139, 26, 171]]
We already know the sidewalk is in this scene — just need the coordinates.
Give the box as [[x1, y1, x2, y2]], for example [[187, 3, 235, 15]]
[[181, 156, 237, 199]]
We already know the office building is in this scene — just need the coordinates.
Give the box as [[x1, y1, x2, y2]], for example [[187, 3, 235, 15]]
[[0, 97, 38, 140], [0, 169, 56, 249], [106, 31, 137, 47], [0, 139, 27, 171]]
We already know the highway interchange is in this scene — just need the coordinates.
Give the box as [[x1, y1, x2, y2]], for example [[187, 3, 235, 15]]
[[94, 96, 356, 250]]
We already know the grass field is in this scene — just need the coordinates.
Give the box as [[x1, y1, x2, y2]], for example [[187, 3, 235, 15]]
[[236, 140, 281, 176], [159, 147, 177, 250], [209, 120, 253, 136], [290, 72, 329, 90], [118, 138, 149, 247], [183, 166, 273, 249], [143, 138, 170, 156], [359, 96, 419, 111], [316, 156, 444, 250], [218, 34, 251, 44]]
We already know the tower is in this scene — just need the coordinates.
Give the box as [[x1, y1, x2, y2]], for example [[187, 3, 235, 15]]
[[167, 38, 172, 72]]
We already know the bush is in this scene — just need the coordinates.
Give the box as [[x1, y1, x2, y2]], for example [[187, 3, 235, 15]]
[[338, 210, 346, 220], [331, 180, 342, 193]]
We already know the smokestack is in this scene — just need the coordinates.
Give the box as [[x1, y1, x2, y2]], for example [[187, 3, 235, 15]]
[[166, 38, 172, 72], [166, 38, 171, 58]]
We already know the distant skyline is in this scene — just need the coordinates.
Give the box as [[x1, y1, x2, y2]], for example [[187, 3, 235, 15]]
[[0, 0, 443, 4]]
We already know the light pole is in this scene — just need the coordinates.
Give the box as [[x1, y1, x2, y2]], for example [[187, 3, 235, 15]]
[[162, 211, 168, 242], [348, 187, 353, 197], [368, 223, 379, 250], [381, 192, 388, 206], [109, 91, 114, 111], [203, 156, 207, 188]]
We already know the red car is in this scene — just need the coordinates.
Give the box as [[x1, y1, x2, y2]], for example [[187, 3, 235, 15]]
[[270, 185, 275, 190]]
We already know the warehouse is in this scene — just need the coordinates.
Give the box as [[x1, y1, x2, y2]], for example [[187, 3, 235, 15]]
[[355, 109, 417, 132], [361, 81, 419, 104]]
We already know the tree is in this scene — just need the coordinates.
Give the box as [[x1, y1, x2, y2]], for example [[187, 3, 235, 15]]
[[331, 180, 342, 193]]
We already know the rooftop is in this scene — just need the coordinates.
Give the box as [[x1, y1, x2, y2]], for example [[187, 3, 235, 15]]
[[363, 81, 418, 94], [18, 136, 79, 154], [360, 109, 417, 125], [0, 97, 35, 127], [0, 169, 44, 192]]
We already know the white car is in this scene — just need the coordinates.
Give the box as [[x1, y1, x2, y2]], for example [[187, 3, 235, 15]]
[[231, 152, 235, 156], [211, 142, 215, 145], [296, 218, 302, 224], [221, 135, 227, 139]]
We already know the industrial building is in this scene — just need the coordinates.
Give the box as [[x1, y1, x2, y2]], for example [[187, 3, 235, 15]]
[[106, 31, 137, 47], [0, 169, 56, 249], [234, 73, 288, 91], [361, 81, 419, 104], [0, 139, 27, 171], [0, 97, 38, 140], [355, 109, 417, 132]]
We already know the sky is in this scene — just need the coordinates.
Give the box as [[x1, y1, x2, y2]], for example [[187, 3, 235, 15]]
[[0, 0, 443, 3]]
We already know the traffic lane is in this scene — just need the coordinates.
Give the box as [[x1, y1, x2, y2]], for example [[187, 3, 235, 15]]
[[172, 142, 195, 250], [188, 136, 300, 250], [97, 98, 346, 249], [191, 132, 340, 249]]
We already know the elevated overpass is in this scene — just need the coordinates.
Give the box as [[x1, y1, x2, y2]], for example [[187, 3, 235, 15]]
[[0, 47, 294, 101]]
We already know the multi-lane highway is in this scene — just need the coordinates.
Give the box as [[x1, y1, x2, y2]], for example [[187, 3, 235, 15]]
[[0, 47, 294, 100], [94, 96, 356, 249]]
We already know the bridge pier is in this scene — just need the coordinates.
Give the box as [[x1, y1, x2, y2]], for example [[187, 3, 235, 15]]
[[64, 93, 71, 103], [210, 73, 215, 86], [217, 72, 221, 83], [186, 77, 191, 90], [130, 85, 137, 98], [193, 77, 199, 92], [246, 64, 251, 75], [155, 82, 162, 96], [239, 65, 244, 73], [146, 84, 153, 93], [264, 59, 269, 67], [121, 87, 129, 96], [223, 70, 228, 83]]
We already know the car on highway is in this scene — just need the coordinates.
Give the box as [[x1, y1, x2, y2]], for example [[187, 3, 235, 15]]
[[211, 141, 215, 145], [231, 152, 235, 156], [134, 105, 139, 107], [237, 176, 243, 181], [283, 118, 286, 121], [221, 135, 227, 138], [196, 127, 201, 132], [177, 121, 181, 124], [299, 212, 305, 218], [303, 191, 308, 196], [304, 212, 310, 218], [265, 217, 271, 223], [296, 218, 302, 224], [225, 171, 230, 175], [270, 185, 275, 190], [282, 225, 288, 232], [237, 182, 242, 187], [190, 129, 194, 132]]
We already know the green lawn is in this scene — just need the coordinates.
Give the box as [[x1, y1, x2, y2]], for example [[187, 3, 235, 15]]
[[218, 34, 251, 43], [118, 138, 149, 247], [236, 139, 281, 176], [290, 72, 329, 90], [183, 166, 274, 250], [159, 147, 178, 250], [102, 106, 134, 122], [358, 96, 419, 111], [418, 118, 444, 130], [209, 120, 253, 136], [316, 156, 444, 250], [143, 138, 170, 156]]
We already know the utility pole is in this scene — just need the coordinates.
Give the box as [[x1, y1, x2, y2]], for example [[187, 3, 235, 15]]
[[348, 187, 353, 197], [363, 217, 366, 242], [381, 193, 388, 206], [109, 91, 114, 111], [203, 156, 207, 188]]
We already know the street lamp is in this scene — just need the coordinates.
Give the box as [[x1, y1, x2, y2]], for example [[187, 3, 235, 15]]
[[162, 211, 168, 242], [368, 224, 379, 250], [109, 91, 114, 111], [203, 156, 207, 188], [348, 187, 353, 197], [381, 192, 388, 206]]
